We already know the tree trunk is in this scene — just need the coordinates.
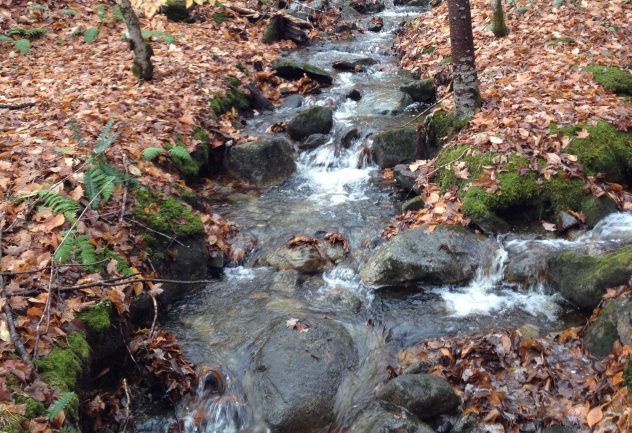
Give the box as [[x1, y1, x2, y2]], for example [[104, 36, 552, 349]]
[[118, 0, 153, 80], [491, 0, 509, 37], [447, 0, 481, 117]]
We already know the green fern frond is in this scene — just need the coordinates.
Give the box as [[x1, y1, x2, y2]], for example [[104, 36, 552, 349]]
[[53, 232, 76, 263], [93, 119, 119, 154], [75, 235, 97, 267], [14, 39, 31, 55], [84, 165, 118, 209], [112, 5, 124, 22], [38, 190, 81, 221], [96, 4, 107, 21], [8, 27, 47, 39], [47, 392, 77, 421], [84, 26, 100, 44], [61, 9, 78, 17], [62, 423, 81, 433], [68, 120, 87, 147], [142, 147, 165, 161], [168, 145, 194, 163], [0, 35, 13, 43]]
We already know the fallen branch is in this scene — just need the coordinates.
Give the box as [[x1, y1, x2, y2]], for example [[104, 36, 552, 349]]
[[0, 102, 36, 110]]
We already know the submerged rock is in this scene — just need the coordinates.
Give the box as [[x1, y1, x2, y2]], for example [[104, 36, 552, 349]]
[[372, 126, 418, 168], [376, 373, 460, 419], [583, 297, 632, 358], [347, 88, 362, 101], [266, 244, 330, 273], [359, 225, 493, 286], [400, 79, 437, 104], [341, 127, 360, 148], [401, 195, 424, 212], [548, 244, 632, 310], [287, 106, 334, 141], [349, 405, 435, 433], [332, 58, 378, 72], [299, 133, 330, 150], [244, 318, 358, 433], [272, 58, 333, 86], [224, 138, 296, 187], [350, 0, 386, 14]]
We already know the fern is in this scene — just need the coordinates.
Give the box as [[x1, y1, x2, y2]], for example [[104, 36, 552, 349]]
[[96, 4, 107, 21], [61, 9, 78, 17], [8, 27, 47, 39], [0, 35, 12, 43], [54, 233, 97, 269], [62, 423, 81, 433], [47, 392, 77, 421], [29, 4, 49, 12], [38, 190, 81, 222], [54, 232, 76, 263], [93, 119, 119, 154], [14, 39, 31, 55], [75, 235, 97, 266], [84, 165, 118, 208], [143, 147, 165, 161], [168, 145, 194, 163], [84, 27, 100, 44], [141, 30, 176, 44], [68, 120, 87, 147], [112, 5, 124, 22]]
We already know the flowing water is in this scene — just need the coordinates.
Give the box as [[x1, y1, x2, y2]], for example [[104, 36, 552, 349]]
[[135, 4, 632, 432]]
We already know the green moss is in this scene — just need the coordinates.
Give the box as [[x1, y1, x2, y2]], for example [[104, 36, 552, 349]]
[[0, 409, 25, 433], [191, 125, 211, 144], [210, 87, 249, 115], [78, 302, 112, 334], [421, 46, 435, 55], [435, 145, 498, 190], [424, 109, 469, 151], [37, 347, 83, 392], [625, 357, 632, 392], [491, 0, 509, 37], [551, 36, 575, 44], [68, 332, 91, 360], [262, 19, 281, 43], [14, 395, 45, 419], [133, 189, 204, 239], [586, 65, 632, 95], [563, 121, 632, 184]]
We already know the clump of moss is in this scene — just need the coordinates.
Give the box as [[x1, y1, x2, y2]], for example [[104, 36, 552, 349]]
[[586, 65, 632, 95], [161, 0, 193, 22], [14, 395, 45, 419], [424, 110, 469, 153], [491, 0, 509, 37], [210, 78, 250, 115], [562, 121, 632, 184], [37, 332, 90, 392], [133, 189, 204, 240], [551, 36, 575, 44], [0, 408, 25, 433], [435, 145, 498, 190], [625, 357, 632, 392], [78, 303, 112, 334]]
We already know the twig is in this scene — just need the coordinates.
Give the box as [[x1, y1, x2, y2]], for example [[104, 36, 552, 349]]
[[124, 217, 188, 247], [32, 263, 56, 361], [0, 257, 113, 276], [0, 226, 33, 366], [0, 102, 36, 110], [400, 93, 452, 127], [122, 378, 131, 433], [119, 153, 130, 223], [149, 294, 158, 340]]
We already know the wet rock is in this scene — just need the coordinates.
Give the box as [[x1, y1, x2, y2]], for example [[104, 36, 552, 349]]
[[350, 0, 386, 14], [334, 22, 358, 32], [271, 270, 300, 294], [341, 127, 360, 148], [504, 239, 556, 285], [244, 318, 358, 433], [300, 133, 330, 150], [402, 196, 424, 213], [403, 360, 433, 375], [227, 230, 258, 265], [517, 323, 540, 339], [584, 297, 632, 358], [396, 0, 430, 5], [348, 405, 434, 433], [316, 288, 363, 314], [543, 426, 578, 433], [287, 106, 334, 141], [451, 413, 477, 433], [372, 126, 418, 168], [272, 58, 333, 86], [393, 164, 420, 193], [558, 211, 579, 232], [399, 93, 415, 110], [548, 244, 632, 310], [266, 244, 329, 273], [359, 225, 493, 286], [376, 373, 460, 419], [332, 58, 378, 72], [321, 242, 347, 264], [347, 88, 362, 101], [400, 79, 437, 104], [282, 94, 303, 109], [224, 138, 296, 187], [367, 22, 383, 32]]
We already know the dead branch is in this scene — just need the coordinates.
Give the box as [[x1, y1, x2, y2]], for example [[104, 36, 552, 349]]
[[0, 102, 36, 110]]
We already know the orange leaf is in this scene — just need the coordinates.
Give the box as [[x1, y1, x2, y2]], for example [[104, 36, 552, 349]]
[[586, 406, 603, 428]]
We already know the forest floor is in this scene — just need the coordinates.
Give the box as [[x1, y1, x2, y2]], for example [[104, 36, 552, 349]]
[[0, 0, 631, 431]]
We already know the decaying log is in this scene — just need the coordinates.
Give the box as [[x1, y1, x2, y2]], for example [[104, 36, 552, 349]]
[[262, 13, 311, 45]]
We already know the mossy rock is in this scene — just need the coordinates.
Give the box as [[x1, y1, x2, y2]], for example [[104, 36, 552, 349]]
[[37, 332, 90, 392], [78, 302, 112, 335], [586, 65, 632, 96], [210, 87, 250, 116], [423, 109, 468, 153], [133, 189, 204, 242], [583, 297, 632, 358], [271, 58, 333, 86], [372, 126, 418, 168], [548, 245, 632, 310], [625, 357, 632, 392], [399, 79, 437, 104], [160, 0, 194, 22], [561, 121, 632, 185], [434, 144, 498, 191]]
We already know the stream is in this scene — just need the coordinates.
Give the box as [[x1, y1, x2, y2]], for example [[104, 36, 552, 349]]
[[136, 3, 632, 433]]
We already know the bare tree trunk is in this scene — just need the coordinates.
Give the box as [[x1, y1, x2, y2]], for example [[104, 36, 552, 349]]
[[491, 0, 509, 37], [447, 0, 481, 118], [118, 0, 153, 80]]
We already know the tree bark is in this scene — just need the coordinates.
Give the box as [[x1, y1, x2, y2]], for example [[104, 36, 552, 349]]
[[491, 0, 509, 37], [447, 0, 481, 117], [118, 0, 153, 80]]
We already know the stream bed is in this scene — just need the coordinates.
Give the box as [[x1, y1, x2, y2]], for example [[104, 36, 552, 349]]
[[136, 4, 632, 433]]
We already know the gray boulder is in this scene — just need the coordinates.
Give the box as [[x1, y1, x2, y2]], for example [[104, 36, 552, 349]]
[[341, 127, 360, 148], [359, 225, 493, 286], [288, 106, 334, 141], [244, 318, 358, 433], [349, 405, 435, 433], [402, 196, 424, 213], [299, 133, 330, 150], [400, 79, 437, 104], [272, 58, 333, 86], [376, 373, 460, 419], [372, 126, 418, 168], [332, 58, 378, 72], [224, 138, 296, 187], [393, 163, 420, 193], [350, 0, 386, 13], [266, 244, 329, 273], [548, 244, 632, 310], [584, 297, 632, 358]]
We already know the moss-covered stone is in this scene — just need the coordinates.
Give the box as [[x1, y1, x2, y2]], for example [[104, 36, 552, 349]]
[[562, 121, 632, 184], [625, 357, 632, 392], [271, 58, 333, 86], [161, 0, 193, 22], [434, 145, 497, 190], [586, 65, 632, 96], [78, 302, 112, 334], [423, 109, 469, 152], [133, 189, 204, 241], [372, 126, 418, 168], [210, 87, 250, 116], [14, 395, 45, 419], [37, 336, 87, 392]]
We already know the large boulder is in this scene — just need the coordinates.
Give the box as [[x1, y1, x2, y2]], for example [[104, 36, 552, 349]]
[[372, 126, 418, 169], [287, 106, 334, 141], [266, 240, 346, 273], [244, 318, 358, 433], [348, 405, 435, 433], [583, 297, 632, 358], [548, 245, 632, 310], [350, 0, 386, 14], [400, 79, 437, 104], [272, 58, 333, 86], [224, 138, 296, 187], [376, 373, 460, 419], [359, 226, 493, 286]]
